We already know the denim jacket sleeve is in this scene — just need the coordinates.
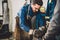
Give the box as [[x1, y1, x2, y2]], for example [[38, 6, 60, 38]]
[[18, 6, 30, 32], [39, 16, 46, 27], [37, 13, 46, 27]]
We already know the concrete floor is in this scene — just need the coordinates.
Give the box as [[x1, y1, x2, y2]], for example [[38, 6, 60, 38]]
[[0, 35, 14, 40]]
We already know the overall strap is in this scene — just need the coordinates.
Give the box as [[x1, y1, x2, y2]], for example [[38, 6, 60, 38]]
[[27, 5, 31, 20]]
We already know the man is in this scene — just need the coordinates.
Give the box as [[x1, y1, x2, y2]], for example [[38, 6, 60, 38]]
[[18, 0, 45, 40], [42, 0, 60, 40]]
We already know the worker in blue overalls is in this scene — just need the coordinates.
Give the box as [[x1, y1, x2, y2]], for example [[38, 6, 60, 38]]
[[46, 0, 57, 19], [18, 0, 46, 40], [41, 0, 57, 40]]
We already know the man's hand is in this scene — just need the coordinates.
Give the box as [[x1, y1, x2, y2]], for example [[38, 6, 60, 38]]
[[40, 7, 46, 13], [39, 26, 46, 31], [29, 29, 33, 35]]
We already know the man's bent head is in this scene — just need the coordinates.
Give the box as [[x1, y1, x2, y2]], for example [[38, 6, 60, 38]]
[[31, 0, 43, 12]]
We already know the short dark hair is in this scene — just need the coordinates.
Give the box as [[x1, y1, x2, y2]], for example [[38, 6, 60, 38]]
[[31, 0, 43, 6]]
